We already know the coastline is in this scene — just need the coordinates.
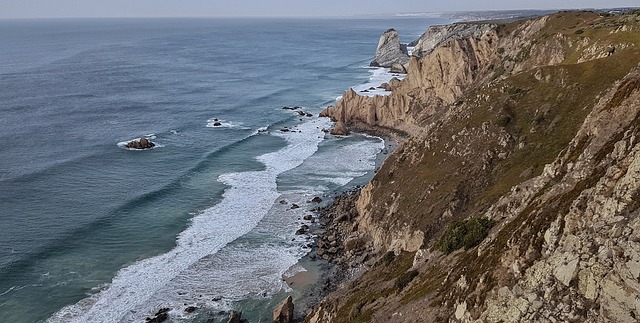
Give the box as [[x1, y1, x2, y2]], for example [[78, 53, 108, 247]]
[[280, 134, 399, 321]]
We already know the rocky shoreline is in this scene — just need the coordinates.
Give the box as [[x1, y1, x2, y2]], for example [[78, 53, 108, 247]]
[[272, 128, 398, 322], [288, 187, 374, 322]]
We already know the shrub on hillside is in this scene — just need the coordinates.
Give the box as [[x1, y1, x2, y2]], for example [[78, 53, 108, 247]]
[[437, 217, 495, 254]]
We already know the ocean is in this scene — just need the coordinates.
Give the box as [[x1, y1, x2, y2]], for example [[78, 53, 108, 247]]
[[0, 16, 451, 322]]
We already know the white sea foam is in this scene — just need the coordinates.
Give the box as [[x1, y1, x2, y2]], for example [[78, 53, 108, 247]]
[[252, 126, 269, 136], [351, 67, 405, 97], [48, 118, 332, 323], [206, 118, 251, 129], [281, 135, 384, 191]]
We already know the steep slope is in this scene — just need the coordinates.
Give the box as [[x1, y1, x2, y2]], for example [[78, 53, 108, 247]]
[[310, 10, 640, 323]]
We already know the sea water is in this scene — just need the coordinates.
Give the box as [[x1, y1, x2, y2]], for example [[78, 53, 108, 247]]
[[0, 16, 451, 322]]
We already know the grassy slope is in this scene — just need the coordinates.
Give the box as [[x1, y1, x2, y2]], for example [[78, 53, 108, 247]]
[[324, 11, 640, 322]]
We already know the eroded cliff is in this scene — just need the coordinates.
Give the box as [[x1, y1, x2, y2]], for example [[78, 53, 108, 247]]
[[311, 10, 640, 323]]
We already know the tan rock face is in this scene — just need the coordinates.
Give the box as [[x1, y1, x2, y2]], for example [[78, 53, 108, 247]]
[[476, 66, 640, 323], [322, 27, 499, 135], [273, 296, 294, 323]]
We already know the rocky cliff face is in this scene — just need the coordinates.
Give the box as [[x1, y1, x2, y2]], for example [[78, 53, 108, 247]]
[[411, 22, 498, 58], [310, 10, 640, 323], [369, 28, 410, 68]]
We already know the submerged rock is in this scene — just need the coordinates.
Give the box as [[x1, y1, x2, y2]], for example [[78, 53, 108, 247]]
[[146, 308, 170, 323]]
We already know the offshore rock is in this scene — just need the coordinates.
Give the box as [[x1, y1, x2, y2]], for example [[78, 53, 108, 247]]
[[126, 137, 155, 150], [370, 28, 409, 68]]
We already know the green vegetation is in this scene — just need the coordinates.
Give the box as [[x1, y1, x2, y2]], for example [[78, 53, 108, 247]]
[[437, 217, 495, 254], [333, 251, 416, 323], [495, 114, 512, 127], [377, 250, 395, 266], [395, 270, 419, 290]]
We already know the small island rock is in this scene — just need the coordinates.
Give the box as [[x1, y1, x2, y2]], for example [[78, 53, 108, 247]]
[[126, 137, 155, 150], [370, 28, 409, 68]]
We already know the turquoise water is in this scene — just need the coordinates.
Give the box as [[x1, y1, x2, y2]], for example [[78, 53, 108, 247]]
[[0, 17, 451, 322]]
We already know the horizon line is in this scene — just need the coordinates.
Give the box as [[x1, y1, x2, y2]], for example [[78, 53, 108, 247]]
[[0, 7, 637, 21]]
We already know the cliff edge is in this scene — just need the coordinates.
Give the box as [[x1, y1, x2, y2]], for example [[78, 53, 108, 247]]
[[312, 10, 640, 323]]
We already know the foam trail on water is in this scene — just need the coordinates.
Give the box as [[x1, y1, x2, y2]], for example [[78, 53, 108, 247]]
[[48, 117, 332, 323]]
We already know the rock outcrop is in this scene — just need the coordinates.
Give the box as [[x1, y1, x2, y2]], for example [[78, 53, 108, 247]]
[[389, 62, 407, 74], [411, 23, 497, 58], [273, 296, 294, 323], [330, 121, 349, 136], [125, 137, 155, 149], [311, 10, 640, 323], [370, 28, 409, 68]]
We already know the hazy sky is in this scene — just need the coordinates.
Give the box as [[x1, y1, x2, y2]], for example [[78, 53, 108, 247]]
[[1, 0, 638, 19]]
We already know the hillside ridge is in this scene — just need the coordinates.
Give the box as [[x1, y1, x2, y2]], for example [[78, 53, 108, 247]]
[[309, 10, 640, 323]]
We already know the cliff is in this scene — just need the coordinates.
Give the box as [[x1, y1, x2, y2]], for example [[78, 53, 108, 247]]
[[311, 10, 640, 322]]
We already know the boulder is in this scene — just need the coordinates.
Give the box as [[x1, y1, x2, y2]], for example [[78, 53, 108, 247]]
[[390, 62, 408, 74], [378, 83, 391, 91], [273, 295, 294, 323], [213, 122, 222, 127], [295, 225, 309, 235], [370, 28, 410, 68], [146, 308, 170, 323], [311, 196, 323, 203], [330, 121, 350, 136], [344, 236, 366, 251], [227, 311, 242, 323]]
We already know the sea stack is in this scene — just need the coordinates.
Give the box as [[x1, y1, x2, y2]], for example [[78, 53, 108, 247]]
[[369, 28, 409, 69]]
